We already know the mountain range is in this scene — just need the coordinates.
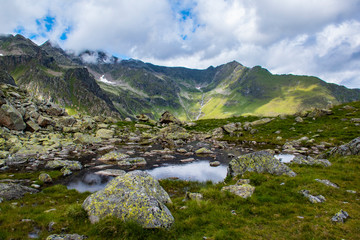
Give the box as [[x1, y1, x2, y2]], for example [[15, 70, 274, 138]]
[[1, 34, 359, 120]]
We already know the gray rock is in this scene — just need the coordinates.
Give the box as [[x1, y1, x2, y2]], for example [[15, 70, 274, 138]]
[[222, 122, 241, 134], [95, 169, 126, 177], [46, 234, 86, 240], [45, 103, 65, 116], [292, 155, 331, 167], [82, 171, 174, 228], [0, 103, 26, 131], [331, 210, 349, 223], [0, 183, 38, 200], [221, 183, 255, 198], [26, 119, 41, 132], [295, 116, 303, 123], [39, 173, 53, 183], [38, 115, 55, 127], [159, 111, 182, 125], [118, 157, 147, 167], [210, 161, 220, 167], [96, 129, 114, 139], [185, 192, 203, 201], [227, 150, 296, 177], [250, 118, 272, 126], [315, 179, 339, 188], [323, 137, 360, 157], [45, 160, 82, 171], [300, 190, 326, 203], [98, 151, 129, 163]]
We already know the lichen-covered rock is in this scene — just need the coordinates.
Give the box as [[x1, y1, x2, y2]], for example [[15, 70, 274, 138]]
[[46, 234, 86, 240], [315, 179, 339, 188], [185, 192, 203, 201], [26, 119, 41, 132], [221, 184, 255, 198], [0, 183, 38, 200], [331, 210, 349, 223], [45, 102, 65, 116], [95, 169, 126, 177], [322, 137, 360, 157], [96, 129, 114, 139], [250, 118, 273, 126], [295, 116, 303, 123], [45, 160, 82, 171], [195, 147, 214, 155], [160, 125, 190, 140], [212, 127, 224, 138], [98, 151, 129, 163], [300, 190, 326, 203], [210, 161, 220, 167], [39, 173, 53, 183], [135, 123, 152, 129], [291, 155, 331, 167], [74, 133, 101, 144], [159, 111, 182, 125], [38, 115, 55, 127], [227, 150, 296, 177], [61, 167, 72, 176], [0, 103, 26, 131], [222, 122, 241, 134], [118, 157, 147, 167], [82, 171, 174, 228]]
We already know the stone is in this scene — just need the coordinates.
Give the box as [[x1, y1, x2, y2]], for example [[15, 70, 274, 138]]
[[82, 171, 174, 228], [0, 103, 26, 131], [26, 119, 41, 132], [291, 155, 331, 167], [300, 190, 326, 203], [331, 210, 349, 223], [125, 117, 132, 122], [58, 116, 77, 127], [212, 127, 224, 138], [98, 151, 129, 163], [0, 183, 38, 200], [46, 234, 86, 240], [159, 111, 182, 125], [160, 125, 190, 140], [135, 123, 152, 129], [136, 114, 150, 122], [39, 173, 53, 183], [210, 161, 220, 167], [295, 116, 303, 123], [315, 179, 339, 188], [227, 150, 296, 177], [221, 184, 255, 198], [351, 118, 360, 123], [250, 118, 273, 126], [346, 190, 356, 194], [45, 103, 65, 116], [180, 158, 195, 163], [95, 169, 126, 177], [96, 129, 114, 139], [118, 157, 147, 167], [45, 160, 82, 171], [176, 148, 187, 153], [222, 122, 241, 134], [61, 167, 72, 176], [322, 137, 360, 157], [74, 133, 101, 144], [38, 115, 55, 127], [195, 147, 214, 155], [185, 192, 203, 201]]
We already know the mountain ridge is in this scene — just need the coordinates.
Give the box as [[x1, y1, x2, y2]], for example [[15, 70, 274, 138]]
[[1, 34, 359, 120]]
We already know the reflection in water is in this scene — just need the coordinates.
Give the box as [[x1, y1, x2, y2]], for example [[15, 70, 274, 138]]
[[274, 154, 295, 163], [146, 160, 227, 183], [67, 173, 113, 193]]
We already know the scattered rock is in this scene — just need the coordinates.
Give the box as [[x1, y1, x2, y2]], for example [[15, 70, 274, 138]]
[[180, 158, 195, 163], [295, 116, 303, 123], [159, 111, 182, 125], [346, 190, 356, 194], [136, 114, 150, 122], [222, 122, 241, 134], [222, 183, 255, 198], [300, 190, 326, 203], [212, 127, 224, 138], [185, 192, 203, 201], [0, 103, 26, 130], [315, 179, 339, 188], [209, 161, 220, 167], [38, 115, 55, 127], [195, 147, 214, 155], [0, 183, 38, 200], [46, 234, 87, 240], [331, 210, 349, 223], [291, 155, 331, 167], [98, 151, 129, 163], [95, 129, 114, 139], [118, 157, 147, 168], [82, 171, 174, 228], [45, 160, 82, 171], [61, 167, 72, 176], [250, 118, 273, 126], [39, 173, 53, 183], [95, 169, 126, 177], [322, 137, 360, 157], [227, 150, 296, 177], [135, 123, 152, 129], [26, 120, 41, 132]]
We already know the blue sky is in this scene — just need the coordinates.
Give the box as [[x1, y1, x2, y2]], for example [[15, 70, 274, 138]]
[[1, 0, 360, 88]]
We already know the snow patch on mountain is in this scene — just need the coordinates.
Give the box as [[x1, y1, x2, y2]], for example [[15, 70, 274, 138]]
[[99, 75, 116, 85]]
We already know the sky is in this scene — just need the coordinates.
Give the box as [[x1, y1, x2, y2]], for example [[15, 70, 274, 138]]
[[1, 0, 360, 88]]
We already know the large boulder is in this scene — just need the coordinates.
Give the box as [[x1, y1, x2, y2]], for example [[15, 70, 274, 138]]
[[160, 124, 190, 140], [0, 183, 38, 200], [96, 129, 114, 139], [98, 151, 129, 163], [291, 155, 331, 167], [0, 103, 26, 131], [159, 111, 182, 125], [221, 183, 255, 198], [45, 102, 65, 116], [82, 171, 174, 228], [227, 150, 296, 177]]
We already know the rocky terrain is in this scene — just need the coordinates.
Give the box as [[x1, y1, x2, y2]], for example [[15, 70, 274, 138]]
[[0, 81, 359, 239]]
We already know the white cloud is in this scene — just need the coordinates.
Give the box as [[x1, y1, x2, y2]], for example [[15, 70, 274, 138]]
[[0, 0, 360, 88]]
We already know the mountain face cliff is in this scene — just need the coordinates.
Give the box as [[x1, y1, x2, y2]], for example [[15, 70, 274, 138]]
[[1, 34, 359, 120]]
